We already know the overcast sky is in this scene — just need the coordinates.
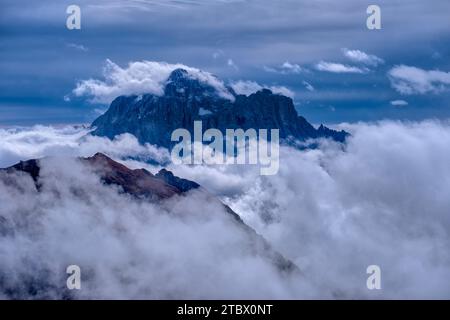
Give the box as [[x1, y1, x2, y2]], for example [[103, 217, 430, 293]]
[[1, 0, 449, 125]]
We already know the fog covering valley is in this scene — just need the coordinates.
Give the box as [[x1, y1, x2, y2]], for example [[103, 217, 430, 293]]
[[1, 119, 449, 298]]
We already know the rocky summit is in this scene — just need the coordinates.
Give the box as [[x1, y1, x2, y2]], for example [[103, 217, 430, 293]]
[[91, 68, 348, 148]]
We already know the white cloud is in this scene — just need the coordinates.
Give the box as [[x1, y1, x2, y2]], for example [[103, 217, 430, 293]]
[[214, 120, 450, 299], [267, 85, 295, 98], [212, 50, 224, 59], [388, 65, 450, 95], [227, 58, 238, 70], [302, 80, 315, 92], [0, 125, 171, 168], [390, 100, 408, 106], [315, 61, 367, 73], [73, 59, 234, 104], [311, 49, 380, 76], [66, 43, 89, 52], [264, 61, 304, 74], [342, 48, 384, 66], [230, 80, 261, 96], [0, 158, 307, 299], [263, 66, 278, 73], [2, 120, 450, 298], [230, 80, 295, 98], [280, 61, 303, 74]]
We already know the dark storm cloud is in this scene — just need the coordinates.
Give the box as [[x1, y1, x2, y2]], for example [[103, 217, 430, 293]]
[[1, 0, 450, 124]]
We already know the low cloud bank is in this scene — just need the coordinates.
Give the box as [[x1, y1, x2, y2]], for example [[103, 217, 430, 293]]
[[0, 158, 307, 299], [1, 120, 450, 298], [222, 120, 450, 299], [0, 125, 170, 168]]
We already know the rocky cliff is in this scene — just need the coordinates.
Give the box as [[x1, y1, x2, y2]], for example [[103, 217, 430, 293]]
[[91, 69, 348, 148]]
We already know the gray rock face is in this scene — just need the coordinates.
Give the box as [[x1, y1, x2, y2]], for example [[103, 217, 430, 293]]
[[91, 68, 348, 148]]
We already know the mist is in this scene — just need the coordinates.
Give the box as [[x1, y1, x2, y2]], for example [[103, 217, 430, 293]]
[[1, 120, 450, 298]]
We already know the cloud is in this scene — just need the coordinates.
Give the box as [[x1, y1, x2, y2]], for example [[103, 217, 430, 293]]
[[265, 85, 295, 99], [230, 80, 295, 98], [227, 58, 238, 70], [390, 100, 408, 106], [279, 61, 303, 74], [2, 120, 450, 298], [73, 59, 234, 104], [173, 120, 450, 299], [302, 49, 380, 78], [342, 48, 384, 66], [388, 65, 450, 95], [86, 0, 247, 12], [228, 80, 260, 96], [4, 0, 449, 125], [212, 50, 223, 59], [0, 157, 307, 299], [302, 80, 315, 92], [0, 125, 171, 168], [315, 61, 367, 74], [264, 61, 304, 74], [66, 43, 89, 52]]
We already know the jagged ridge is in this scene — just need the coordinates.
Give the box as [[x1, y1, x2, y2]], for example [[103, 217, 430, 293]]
[[91, 68, 348, 148]]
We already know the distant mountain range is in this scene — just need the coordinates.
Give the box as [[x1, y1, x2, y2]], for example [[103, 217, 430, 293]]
[[91, 69, 348, 148]]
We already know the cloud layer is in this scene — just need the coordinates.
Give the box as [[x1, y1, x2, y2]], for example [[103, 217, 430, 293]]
[[1, 120, 450, 298], [2, 0, 450, 124], [206, 120, 450, 299], [0, 125, 172, 170], [0, 158, 307, 299]]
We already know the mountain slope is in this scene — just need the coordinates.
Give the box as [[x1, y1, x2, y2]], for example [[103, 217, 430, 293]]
[[0, 153, 298, 279]]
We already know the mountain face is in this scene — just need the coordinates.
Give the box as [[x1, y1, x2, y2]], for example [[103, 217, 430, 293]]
[[4, 153, 181, 200], [91, 69, 348, 148]]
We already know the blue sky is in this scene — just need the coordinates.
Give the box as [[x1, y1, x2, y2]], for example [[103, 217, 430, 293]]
[[1, 0, 449, 125]]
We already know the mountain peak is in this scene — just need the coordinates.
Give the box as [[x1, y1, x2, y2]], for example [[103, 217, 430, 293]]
[[167, 68, 190, 82], [91, 152, 110, 160], [164, 68, 216, 98], [258, 88, 273, 95], [91, 70, 348, 147], [155, 168, 200, 193]]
